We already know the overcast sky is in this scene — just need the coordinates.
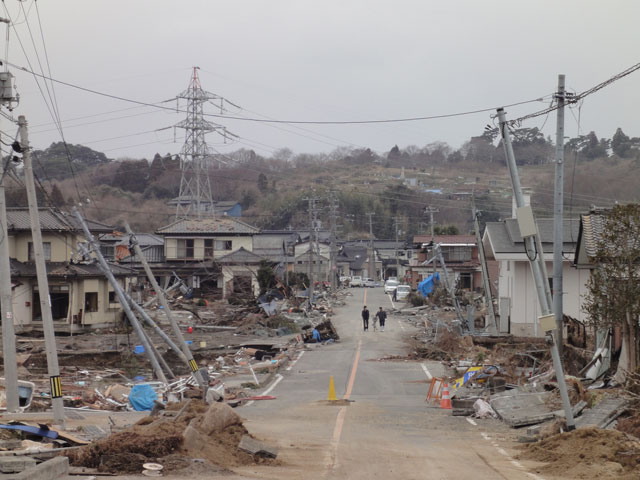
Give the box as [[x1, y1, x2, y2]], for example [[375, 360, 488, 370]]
[[2, 0, 639, 160]]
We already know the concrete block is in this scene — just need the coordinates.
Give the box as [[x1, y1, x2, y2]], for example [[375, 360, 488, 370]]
[[0, 456, 36, 473], [5, 456, 68, 480], [0, 440, 23, 450], [238, 435, 278, 458]]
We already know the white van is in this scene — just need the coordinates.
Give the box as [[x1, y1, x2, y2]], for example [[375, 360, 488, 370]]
[[395, 285, 411, 301], [350, 276, 363, 287]]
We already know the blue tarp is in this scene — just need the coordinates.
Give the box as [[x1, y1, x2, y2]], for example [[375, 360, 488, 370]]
[[128, 384, 158, 411], [418, 272, 440, 297]]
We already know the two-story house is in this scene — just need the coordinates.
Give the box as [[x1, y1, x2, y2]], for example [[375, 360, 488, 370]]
[[408, 235, 483, 291], [155, 216, 260, 297], [6, 208, 132, 331]]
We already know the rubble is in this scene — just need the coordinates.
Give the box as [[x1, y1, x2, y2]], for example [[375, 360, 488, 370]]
[[67, 399, 276, 474]]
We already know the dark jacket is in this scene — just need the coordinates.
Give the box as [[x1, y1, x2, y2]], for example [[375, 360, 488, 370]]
[[361, 309, 370, 320], [375, 310, 387, 322]]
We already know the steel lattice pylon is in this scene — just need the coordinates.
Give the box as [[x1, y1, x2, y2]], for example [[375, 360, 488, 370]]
[[175, 67, 230, 219]]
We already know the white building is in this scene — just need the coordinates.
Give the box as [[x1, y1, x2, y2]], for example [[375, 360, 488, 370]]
[[483, 218, 589, 337]]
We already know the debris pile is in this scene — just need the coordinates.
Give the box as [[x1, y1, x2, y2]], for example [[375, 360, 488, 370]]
[[67, 399, 277, 474], [516, 428, 640, 479]]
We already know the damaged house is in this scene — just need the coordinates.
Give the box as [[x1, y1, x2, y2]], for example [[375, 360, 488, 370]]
[[483, 217, 588, 337], [6, 207, 132, 331], [155, 216, 261, 297]]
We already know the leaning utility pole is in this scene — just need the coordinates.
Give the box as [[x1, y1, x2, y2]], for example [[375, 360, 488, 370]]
[[366, 212, 375, 280], [472, 202, 497, 333], [124, 223, 206, 390], [73, 208, 167, 384], [426, 206, 439, 275], [497, 107, 575, 430], [20, 116, 65, 426], [553, 74, 567, 353]]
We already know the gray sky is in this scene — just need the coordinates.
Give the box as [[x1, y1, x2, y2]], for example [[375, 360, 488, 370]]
[[3, 0, 640, 160]]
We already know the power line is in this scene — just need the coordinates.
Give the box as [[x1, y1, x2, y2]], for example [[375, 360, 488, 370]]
[[2, 58, 550, 125]]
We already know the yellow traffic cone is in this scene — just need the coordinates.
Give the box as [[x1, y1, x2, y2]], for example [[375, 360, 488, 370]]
[[327, 375, 338, 401]]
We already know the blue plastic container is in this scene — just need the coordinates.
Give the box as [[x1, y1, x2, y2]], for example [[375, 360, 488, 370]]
[[134, 345, 145, 354], [185, 340, 193, 345]]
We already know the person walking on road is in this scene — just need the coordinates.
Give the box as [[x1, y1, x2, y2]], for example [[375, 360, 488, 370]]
[[392, 288, 397, 302], [362, 306, 370, 332], [375, 307, 387, 332]]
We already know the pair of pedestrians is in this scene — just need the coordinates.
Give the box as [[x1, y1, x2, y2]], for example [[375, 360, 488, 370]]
[[361, 306, 386, 332]]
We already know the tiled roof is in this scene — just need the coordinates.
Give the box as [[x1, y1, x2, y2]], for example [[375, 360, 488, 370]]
[[6, 208, 112, 233], [100, 232, 164, 246], [156, 217, 259, 235], [484, 218, 579, 255], [10, 259, 133, 277], [579, 213, 606, 260], [217, 247, 267, 264]]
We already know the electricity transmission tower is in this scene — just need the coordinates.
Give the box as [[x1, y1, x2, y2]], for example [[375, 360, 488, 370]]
[[174, 67, 236, 220]]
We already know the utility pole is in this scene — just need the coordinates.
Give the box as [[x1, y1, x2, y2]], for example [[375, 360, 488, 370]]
[[73, 208, 167, 384], [366, 212, 375, 280], [393, 216, 399, 279], [0, 157, 19, 412], [124, 223, 206, 390], [329, 194, 339, 291], [497, 107, 575, 430], [305, 197, 315, 306], [20, 116, 65, 426], [472, 202, 497, 333], [553, 74, 567, 353], [0, 18, 19, 411], [426, 206, 439, 276]]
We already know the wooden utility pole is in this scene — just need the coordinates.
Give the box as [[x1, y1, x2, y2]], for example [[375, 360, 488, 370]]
[[124, 223, 206, 389], [20, 116, 65, 426]]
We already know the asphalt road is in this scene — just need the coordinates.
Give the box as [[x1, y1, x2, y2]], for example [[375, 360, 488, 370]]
[[227, 287, 545, 480]]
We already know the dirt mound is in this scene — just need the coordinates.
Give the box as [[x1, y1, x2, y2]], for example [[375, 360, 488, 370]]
[[517, 427, 640, 479], [618, 414, 640, 440], [67, 400, 274, 474]]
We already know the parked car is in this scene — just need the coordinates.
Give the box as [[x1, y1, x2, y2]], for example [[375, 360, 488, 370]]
[[363, 278, 376, 287], [384, 279, 399, 294], [395, 285, 411, 301], [350, 276, 363, 287]]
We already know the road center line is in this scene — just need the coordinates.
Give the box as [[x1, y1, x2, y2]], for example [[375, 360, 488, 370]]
[[420, 363, 433, 380], [344, 340, 362, 400], [324, 339, 362, 475]]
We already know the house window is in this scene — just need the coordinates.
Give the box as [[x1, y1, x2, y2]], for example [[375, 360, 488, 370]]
[[215, 240, 232, 251], [441, 246, 471, 263], [28, 242, 51, 261], [100, 245, 115, 260], [204, 239, 214, 258], [177, 239, 194, 259], [459, 272, 472, 290], [108, 291, 117, 304], [85, 292, 99, 312]]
